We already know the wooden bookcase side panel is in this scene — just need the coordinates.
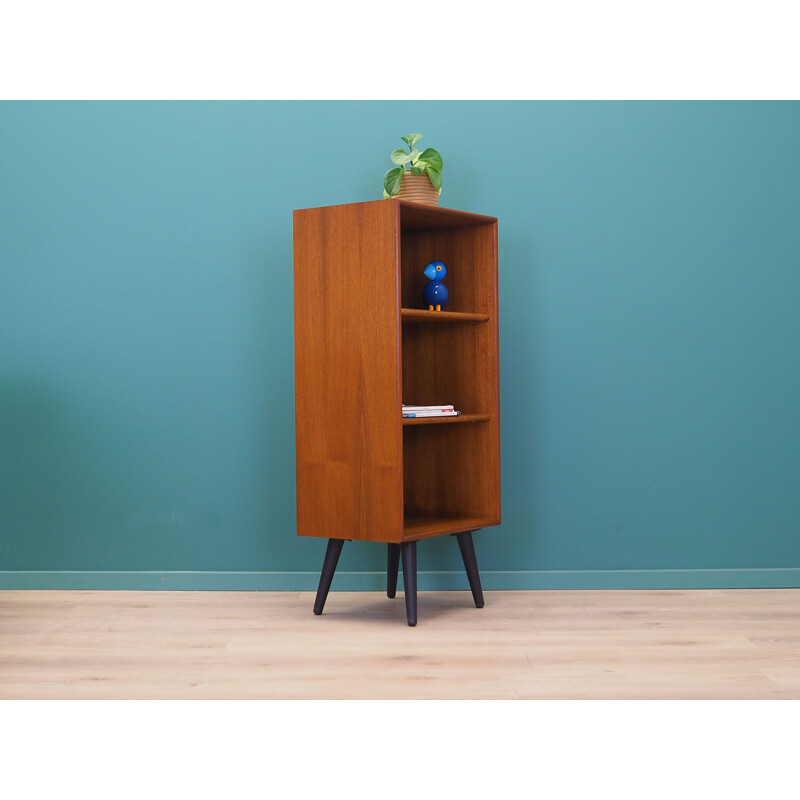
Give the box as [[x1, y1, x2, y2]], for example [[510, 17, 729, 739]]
[[293, 202, 405, 543]]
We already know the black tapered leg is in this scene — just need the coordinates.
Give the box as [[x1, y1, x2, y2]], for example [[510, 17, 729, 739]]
[[454, 531, 484, 608], [387, 543, 400, 598], [400, 541, 417, 626], [313, 538, 345, 615]]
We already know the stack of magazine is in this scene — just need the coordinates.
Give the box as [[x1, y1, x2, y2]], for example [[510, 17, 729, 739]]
[[402, 404, 460, 418]]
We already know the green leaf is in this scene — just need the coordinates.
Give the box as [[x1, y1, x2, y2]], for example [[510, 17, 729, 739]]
[[425, 166, 442, 190], [390, 148, 411, 165], [384, 167, 404, 196], [408, 149, 420, 164], [410, 165, 425, 176], [401, 133, 423, 150], [419, 148, 442, 171]]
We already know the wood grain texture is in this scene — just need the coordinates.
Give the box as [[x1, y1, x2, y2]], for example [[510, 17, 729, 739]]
[[294, 201, 404, 542], [3, 589, 799, 699], [294, 199, 500, 544]]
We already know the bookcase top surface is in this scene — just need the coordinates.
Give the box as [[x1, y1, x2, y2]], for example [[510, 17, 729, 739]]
[[293, 199, 496, 229]]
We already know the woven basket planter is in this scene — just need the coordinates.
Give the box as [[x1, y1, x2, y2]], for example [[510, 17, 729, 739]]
[[395, 172, 440, 206]]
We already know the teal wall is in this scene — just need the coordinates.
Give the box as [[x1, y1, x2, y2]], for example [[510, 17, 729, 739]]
[[2, 101, 799, 590]]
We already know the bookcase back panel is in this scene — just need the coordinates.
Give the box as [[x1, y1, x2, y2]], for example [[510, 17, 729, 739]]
[[402, 323, 497, 416], [403, 423, 500, 522], [399, 223, 497, 315]]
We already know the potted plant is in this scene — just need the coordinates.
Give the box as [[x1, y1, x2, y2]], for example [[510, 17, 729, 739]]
[[383, 134, 443, 206]]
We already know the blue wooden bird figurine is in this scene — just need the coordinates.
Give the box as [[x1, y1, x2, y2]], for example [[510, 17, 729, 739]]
[[423, 261, 448, 311]]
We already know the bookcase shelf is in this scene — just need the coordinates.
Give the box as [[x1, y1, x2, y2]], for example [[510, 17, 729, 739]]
[[401, 308, 489, 324], [403, 514, 501, 542], [402, 413, 491, 426], [294, 199, 500, 624]]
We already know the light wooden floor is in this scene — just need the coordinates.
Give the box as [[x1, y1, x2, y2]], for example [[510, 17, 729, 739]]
[[1, 589, 799, 699]]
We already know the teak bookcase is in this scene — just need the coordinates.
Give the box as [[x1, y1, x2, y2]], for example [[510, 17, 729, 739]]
[[293, 199, 500, 625]]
